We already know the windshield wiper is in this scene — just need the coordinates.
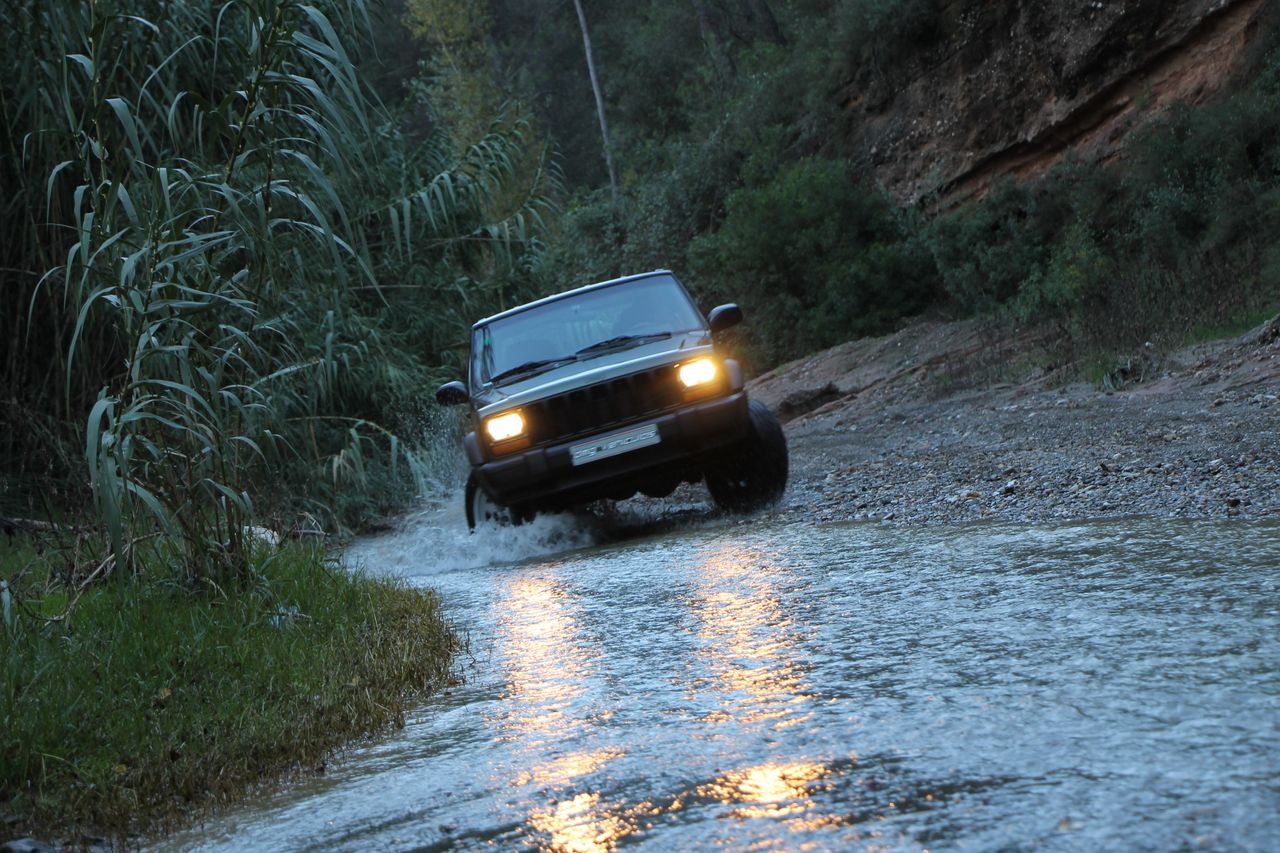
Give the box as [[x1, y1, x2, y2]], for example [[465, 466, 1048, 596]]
[[576, 332, 672, 356], [489, 356, 576, 385]]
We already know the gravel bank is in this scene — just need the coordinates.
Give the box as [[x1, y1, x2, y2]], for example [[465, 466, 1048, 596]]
[[750, 317, 1280, 526]]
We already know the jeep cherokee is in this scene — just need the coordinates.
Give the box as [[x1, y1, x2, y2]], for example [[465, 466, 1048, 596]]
[[435, 270, 788, 528]]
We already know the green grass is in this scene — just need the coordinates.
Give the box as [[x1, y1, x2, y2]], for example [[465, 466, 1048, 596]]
[[1183, 304, 1280, 347], [1085, 353, 1118, 387], [1, 536, 457, 839]]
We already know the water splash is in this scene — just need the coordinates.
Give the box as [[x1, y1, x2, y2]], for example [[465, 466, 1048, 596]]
[[350, 482, 731, 580], [347, 496, 600, 578]]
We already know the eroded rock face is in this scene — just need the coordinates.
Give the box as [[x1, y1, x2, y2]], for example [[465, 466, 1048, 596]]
[[844, 0, 1271, 206]]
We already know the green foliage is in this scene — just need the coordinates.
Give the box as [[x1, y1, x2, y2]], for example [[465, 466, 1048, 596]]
[[923, 178, 1061, 312], [404, 0, 508, 147], [690, 157, 935, 363], [1014, 220, 1111, 327], [526, 0, 950, 359], [925, 49, 1280, 356], [523, 0, 1278, 373], [1, 539, 456, 837], [829, 0, 941, 87], [0, 0, 557, 568]]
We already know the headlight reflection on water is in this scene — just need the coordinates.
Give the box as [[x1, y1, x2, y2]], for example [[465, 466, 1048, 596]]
[[686, 542, 814, 730], [495, 574, 639, 852], [498, 539, 840, 852], [528, 792, 631, 853]]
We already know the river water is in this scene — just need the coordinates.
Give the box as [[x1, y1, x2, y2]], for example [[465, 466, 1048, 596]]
[[160, 507, 1280, 852]]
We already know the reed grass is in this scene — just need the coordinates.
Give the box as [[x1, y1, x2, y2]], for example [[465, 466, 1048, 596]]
[[0, 0, 559, 568]]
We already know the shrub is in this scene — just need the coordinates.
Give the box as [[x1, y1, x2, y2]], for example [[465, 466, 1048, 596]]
[[690, 157, 937, 364]]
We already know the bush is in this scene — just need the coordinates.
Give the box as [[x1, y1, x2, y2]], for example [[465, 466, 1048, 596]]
[[0, 0, 557, 556], [690, 157, 937, 364]]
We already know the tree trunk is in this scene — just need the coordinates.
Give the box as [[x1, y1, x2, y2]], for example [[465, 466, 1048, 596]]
[[742, 0, 786, 46], [572, 0, 620, 205], [691, 0, 734, 79]]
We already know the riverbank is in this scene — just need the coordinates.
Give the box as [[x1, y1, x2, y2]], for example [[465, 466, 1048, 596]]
[[0, 540, 456, 845], [750, 315, 1280, 525]]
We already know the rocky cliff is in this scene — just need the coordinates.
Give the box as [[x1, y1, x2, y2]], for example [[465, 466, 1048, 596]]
[[844, 0, 1273, 206]]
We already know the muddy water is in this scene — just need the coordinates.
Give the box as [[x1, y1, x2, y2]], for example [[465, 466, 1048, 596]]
[[160, 509, 1280, 852]]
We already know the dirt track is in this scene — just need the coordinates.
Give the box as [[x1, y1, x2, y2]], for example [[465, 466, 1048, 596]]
[[747, 316, 1280, 525]]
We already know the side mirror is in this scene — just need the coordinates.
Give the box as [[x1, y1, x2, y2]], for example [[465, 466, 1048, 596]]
[[708, 303, 744, 335], [435, 380, 469, 406]]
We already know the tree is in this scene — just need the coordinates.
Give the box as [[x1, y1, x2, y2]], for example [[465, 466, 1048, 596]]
[[404, 0, 503, 146], [742, 0, 787, 46], [572, 0, 619, 204]]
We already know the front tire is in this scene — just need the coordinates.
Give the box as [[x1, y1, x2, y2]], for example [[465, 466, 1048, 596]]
[[465, 472, 533, 530], [706, 399, 789, 512]]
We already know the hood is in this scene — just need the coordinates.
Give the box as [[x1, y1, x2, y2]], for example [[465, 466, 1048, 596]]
[[472, 331, 712, 416]]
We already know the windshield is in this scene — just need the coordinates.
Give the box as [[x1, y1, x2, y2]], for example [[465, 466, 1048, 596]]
[[474, 275, 705, 386]]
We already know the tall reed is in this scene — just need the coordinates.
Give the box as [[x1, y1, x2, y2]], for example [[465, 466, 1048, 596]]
[[0, 0, 557, 581]]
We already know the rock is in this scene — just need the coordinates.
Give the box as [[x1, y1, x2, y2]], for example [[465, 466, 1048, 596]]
[[245, 525, 280, 546], [1, 840, 55, 853], [777, 383, 842, 422]]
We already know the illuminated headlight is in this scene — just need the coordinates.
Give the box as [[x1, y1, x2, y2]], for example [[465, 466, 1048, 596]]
[[678, 358, 719, 388], [484, 410, 526, 442]]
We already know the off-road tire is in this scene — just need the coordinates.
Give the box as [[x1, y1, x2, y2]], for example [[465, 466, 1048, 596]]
[[706, 399, 788, 512], [465, 472, 533, 530]]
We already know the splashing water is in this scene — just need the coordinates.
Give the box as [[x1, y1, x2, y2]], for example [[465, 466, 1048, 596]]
[[350, 501, 601, 576], [351, 477, 731, 578]]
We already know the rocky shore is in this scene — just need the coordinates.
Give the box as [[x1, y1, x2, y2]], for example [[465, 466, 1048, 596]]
[[749, 316, 1280, 526]]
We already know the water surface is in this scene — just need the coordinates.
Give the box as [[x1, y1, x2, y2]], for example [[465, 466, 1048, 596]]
[[160, 510, 1280, 851]]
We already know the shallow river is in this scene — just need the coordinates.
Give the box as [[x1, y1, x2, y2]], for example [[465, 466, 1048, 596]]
[[161, 508, 1280, 852]]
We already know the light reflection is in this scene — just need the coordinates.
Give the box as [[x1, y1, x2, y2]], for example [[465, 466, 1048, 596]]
[[494, 576, 640, 850], [687, 544, 813, 729], [493, 575, 598, 744], [515, 747, 624, 788], [700, 762, 827, 819], [496, 547, 834, 851], [682, 548, 857, 844], [528, 792, 631, 853], [699, 760, 860, 838]]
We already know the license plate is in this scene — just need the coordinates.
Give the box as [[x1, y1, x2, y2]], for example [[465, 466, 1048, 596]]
[[570, 423, 661, 466]]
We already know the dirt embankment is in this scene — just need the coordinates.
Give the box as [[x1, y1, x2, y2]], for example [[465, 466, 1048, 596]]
[[749, 316, 1280, 525], [845, 0, 1271, 206]]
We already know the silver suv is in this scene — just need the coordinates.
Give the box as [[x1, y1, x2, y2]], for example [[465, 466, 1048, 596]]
[[436, 270, 788, 528]]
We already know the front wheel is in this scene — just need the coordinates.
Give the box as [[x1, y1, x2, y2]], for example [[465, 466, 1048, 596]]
[[465, 472, 533, 530], [465, 473, 535, 527], [706, 398, 789, 512]]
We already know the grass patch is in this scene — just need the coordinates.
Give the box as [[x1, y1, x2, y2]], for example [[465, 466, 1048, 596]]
[[1183, 304, 1280, 347], [1, 536, 457, 840], [1085, 353, 1119, 387]]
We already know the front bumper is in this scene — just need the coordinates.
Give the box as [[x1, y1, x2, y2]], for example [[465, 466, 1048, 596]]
[[473, 391, 748, 509]]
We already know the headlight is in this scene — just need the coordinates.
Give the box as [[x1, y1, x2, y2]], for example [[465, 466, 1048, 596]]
[[678, 358, 719, 388], [484, 410, 526, 442]]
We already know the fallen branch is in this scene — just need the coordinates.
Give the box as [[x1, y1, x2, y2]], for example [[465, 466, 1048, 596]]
[[0, 516, 61, 533]]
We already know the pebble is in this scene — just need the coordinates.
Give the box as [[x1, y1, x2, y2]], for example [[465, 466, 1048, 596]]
[[780, 373, 1279, 525]]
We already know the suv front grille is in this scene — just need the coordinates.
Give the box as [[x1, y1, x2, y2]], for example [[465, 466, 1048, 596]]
[[526, 366, 683, 445]]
